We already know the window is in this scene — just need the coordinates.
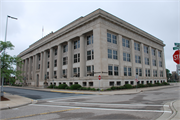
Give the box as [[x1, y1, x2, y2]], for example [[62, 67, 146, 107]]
[[153, 70, 157, 77], [153, 59, 156, 66], [87, 50, 94, 60], [117, 81, 121, 85], [113, 50, 118, 60], [63, 44, 68, 53], [47, 62, 49, 68], [145, 69, 150, 77], [54, 71, 57, 77], [87, 66, 91, 76], [122, 38, 130, 48], [112, 35, 117, 44], [160, 71, 163, 77], [124, 66, 131, 76], [74, 53, 80, 63], [158, 51, 162, 57], [144, 46, 148, 53], [87, 35, 93, 45], [38, 64, 40, 69], [136, 68, 142, 76], [73, 68, 77, 76], [108, 65, 113, 75], [135, 55, 141, 63], [123, 53, 130, 62], [159, 61, 162, 67], [54, 60, 57, 67], [128, 67, 131, 76], [108, 49, 112, 59], [107, 33, 111, 43], [145, 58, 149, 65], [152, 48, 155, 56], [134, 42, 140, 51], [47, 51, 50, 58], [62, 69, 67, 78], [109, 82, 114, 86], [114, 66, 118, 76], [63, 57, 68, 65], [73, 68, 80, 77], [74, 40, 80, 49], [55, 48, 57, 56]]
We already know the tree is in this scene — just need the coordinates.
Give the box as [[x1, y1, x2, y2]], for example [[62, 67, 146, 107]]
[[0, 41, 23, 85], [166, 69, 172, 81]]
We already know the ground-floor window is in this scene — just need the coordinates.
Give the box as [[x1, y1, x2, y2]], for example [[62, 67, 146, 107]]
[[69, 82, 73, 86], [147, 81, 149, 84], [130, 81, 134, 85], [109, 81, 114, 86], [117, 81, 121, 85], [74, 82, 78, 84], [125, 81, 129, 84], [83, 82, 86, 86], [141, 81, 144, 84], [89, 82, 93, 86]]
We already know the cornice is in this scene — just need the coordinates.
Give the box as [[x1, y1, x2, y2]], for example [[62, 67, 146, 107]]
[[18, 9, 165, 58]]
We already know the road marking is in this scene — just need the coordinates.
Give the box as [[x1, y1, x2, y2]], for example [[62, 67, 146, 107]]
[[48, 95, 106, 102], [48, 101, 169, 107], [30, 104, 172, 113], [1, 108, 80, 120]]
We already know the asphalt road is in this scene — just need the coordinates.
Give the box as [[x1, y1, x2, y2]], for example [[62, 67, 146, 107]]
[[3, 87, 87, 100], [1, 86, 180, 120]]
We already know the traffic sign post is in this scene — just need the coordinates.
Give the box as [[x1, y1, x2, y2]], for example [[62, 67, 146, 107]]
[[173, 43, 180, 85], [98, 75, 101, 93], [135, 75, 138, 92], [173, 50, 180, 64]]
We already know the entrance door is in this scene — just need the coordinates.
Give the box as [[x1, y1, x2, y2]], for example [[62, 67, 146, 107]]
[[37, 74, 39, 87]]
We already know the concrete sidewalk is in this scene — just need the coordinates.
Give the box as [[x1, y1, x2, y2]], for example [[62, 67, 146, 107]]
[[0, 93, 36, 110]]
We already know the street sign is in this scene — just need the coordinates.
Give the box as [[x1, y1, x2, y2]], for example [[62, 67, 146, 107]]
[[135, 75, 138, 82], [98, 75, 101, 80], [173, 47, 180, 50], [175, 43, 180, 47], [173, 50, 180, 64]]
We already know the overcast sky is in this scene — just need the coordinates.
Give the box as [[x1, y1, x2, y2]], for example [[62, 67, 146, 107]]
[[0, 0, 179, 73]]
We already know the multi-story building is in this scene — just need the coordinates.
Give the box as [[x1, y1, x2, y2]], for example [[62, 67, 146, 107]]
[[16, 9, 166, 88]]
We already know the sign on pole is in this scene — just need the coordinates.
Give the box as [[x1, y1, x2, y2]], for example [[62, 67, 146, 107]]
[[135, 75, 138, 82], [173, 50, 180, 64], [98, 75, 101, 80]]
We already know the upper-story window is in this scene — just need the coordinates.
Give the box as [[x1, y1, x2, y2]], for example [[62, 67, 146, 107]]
[[74, 53, 80, 63], [74, 40, 80, 49], [47, 51, 50, 58], [144, 46, 148, 53], [107, 33, 117, 44], [145, 57, 149, 65], [87, 50, 94, 61], [123, 52, 130, 62], [153, 70, 157, 77], [122, 38, 130, 48], [54, 60, 57, 67], [135, 55, 141, 63], [63, 44, 68, 53], [158, 51, 162, 57], [152, 48, 155, 56], [63, 57, 68, 65], [38, 54, 41, 61], [108, 49, 118, 60], [55, 48, 57, 56], [87, 35, 93, 45], [152, 59, 156, 66], [159, 61, 162, 67], [134, 42, 140, 51]]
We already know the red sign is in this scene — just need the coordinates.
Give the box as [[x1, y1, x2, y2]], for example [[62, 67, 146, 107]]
[[173, 50, 180, 64], [98, 75, 101, 80]]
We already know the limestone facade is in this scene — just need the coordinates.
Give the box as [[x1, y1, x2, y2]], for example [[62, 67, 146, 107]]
[[16, 9, 166, 88]]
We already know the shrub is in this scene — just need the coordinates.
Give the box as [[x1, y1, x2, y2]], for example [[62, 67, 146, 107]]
[[48, 85, 54, 88], [65, 86, 70, 89], [124, 84, 132, 89], [69, 84, 82, 90], [155, 83, 161, 86], [58, 84, 68, 89], [147, 83, 153, 87], [96, 88, 100, 91], [91, 88, 96, 91], [111, 86, 116, 90], [137, 84, 145, 88], [106, 88, 111, 91], [162, 82, 169, 85]]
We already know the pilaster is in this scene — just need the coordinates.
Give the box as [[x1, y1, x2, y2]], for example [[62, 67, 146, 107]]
[[49, 48, 54, 80], [130, 39, 135, 77], [42, 51, 47, 80], [40, 52, 43, 81], [57, 44, 62, 79], [156, 49, 160, 77], [67, 41, 72, 78], [80, 35, 85, 77], [141, 43, 145, 77], [118, 35, 123, 77], [149, 47, 153, 77]]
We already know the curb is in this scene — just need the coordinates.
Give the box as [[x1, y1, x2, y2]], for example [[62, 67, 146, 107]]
[[0, 101, 32, 110], [168, 100, 177, 120]]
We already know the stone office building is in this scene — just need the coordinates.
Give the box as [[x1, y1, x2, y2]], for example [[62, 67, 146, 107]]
[[16, 9, 166, 88]]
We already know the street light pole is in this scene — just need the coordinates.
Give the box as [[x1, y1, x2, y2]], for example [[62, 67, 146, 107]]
[[1, 15, 17, 97]]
